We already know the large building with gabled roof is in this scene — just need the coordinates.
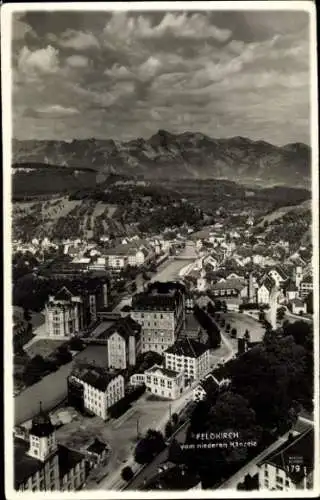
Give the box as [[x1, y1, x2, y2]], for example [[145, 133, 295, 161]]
[[164, 338, 211, 382], [67, 363, 124, 420]]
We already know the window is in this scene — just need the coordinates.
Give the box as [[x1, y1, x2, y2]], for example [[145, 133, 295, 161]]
[[265, 470, 269, 478], [154, 378, 158, 385], [276, 477, 283, 484], [167, 381, 172, 388], [160, 379, 165, 387], [264, 479, 269, 487]]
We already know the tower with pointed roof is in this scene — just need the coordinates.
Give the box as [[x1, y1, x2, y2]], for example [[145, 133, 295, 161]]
[[27, 402, 57, 461]]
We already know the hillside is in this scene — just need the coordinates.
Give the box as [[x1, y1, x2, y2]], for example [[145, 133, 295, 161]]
[[12, 176, 311, 242], [12, 131, 311, 188]]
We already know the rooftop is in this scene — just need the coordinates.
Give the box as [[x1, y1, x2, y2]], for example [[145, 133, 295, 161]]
[[145, 364, 180, 379], [97, 316, 141, 342], [14, 439, 85, 488], [57, 444, 85, 479], [71, 364, 121, 392], [259, 429, 314, 483], [86, 438, 107, 455], [166, 339, 209, 358], [211, 279, 245, 291]]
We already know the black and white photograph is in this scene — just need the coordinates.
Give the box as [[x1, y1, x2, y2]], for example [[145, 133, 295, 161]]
[[2, 1, 319, 498]]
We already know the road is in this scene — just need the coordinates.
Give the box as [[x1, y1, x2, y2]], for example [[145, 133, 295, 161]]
[[85, 385, 196, 490]]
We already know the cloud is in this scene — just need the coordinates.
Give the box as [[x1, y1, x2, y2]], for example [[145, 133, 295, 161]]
[[66, 55, 89, 68], [58, 30, 100, 50], [35, 105, 79, 116], [17, 45, 59, 76], [11, 11, 311, 145], [12, 14, 36, 41]]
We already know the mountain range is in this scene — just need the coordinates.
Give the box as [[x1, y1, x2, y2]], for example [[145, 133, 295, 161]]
[[12, 131, 311, 188]]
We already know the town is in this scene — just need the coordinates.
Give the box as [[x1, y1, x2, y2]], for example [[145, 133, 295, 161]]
[[7, 5, 316, 496], [13, 209, 314, 492]]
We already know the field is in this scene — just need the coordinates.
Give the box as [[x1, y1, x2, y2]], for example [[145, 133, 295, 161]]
[[220, 311, 265, 342], [24, 338, 66, 358], [256, 199, 311, 227]]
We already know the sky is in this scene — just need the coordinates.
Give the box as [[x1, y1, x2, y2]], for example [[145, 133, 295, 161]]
[[11, 8, 311, 145]]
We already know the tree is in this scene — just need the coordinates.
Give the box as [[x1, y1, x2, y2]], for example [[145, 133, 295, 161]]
[[172, 413, 179, 426], [23, 308, 32, 322], [168, 438, 183, 464], [134, 429, 166, 464], [165, 421, 173, 439], [55, 345, 72, 365], [231, 328, 237, 338], [226, 323, 231, 332], [244, 330, 250, 342], [69, 337, 85, 351], [121, 466, 134, 482]]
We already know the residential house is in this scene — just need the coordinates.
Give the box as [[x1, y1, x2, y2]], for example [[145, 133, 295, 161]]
[[257, 429, 314, 491], [210, 279, 247, 310], [193, 373, 230, 402], [14, 406, 87, 492], [129, 282, 185, 354], [257, 277, 276, 305], [96, 317, 141, 370], [290, 298, 307, 316], [299, 275, 313, 298], [283, 280, 299, 302], [164, 339, 211, 383], [67, 364, 125, 420], [84, 439, 108, 469]]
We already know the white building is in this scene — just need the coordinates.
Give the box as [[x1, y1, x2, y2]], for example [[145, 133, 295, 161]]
[[164, 339, 211, 383], [97, 317, 141, 370], [257, 277, 276, 305], [299, 275, 313, 298], [193, 373, 230, 402], [130, 282, 185, 354], [45, 286, 87, 338], [15, 406, 87, 492], [290, 298, 307, 315], [144, 364, 184, 400], [68, 365, 125, 420]]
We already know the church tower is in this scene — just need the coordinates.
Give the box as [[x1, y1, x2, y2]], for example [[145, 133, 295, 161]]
[[28, 402, 57, 462]]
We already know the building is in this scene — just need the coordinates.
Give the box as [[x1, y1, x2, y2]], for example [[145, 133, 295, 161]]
[[130, 282, 185, 354], [14, 406, 87, 491], [290, 298, 307, 316], [257, 430, 314, 490], [197, 268, 208, 292], [293, 265, 304, 288], [84, 439, 108, 469], [67, 364, 125, 420], [299, 275, 313, 298], [267, 267, 288, 287], [97, 317, 141, 370], [144, 364, 185, 400], [257, 276, 276, 305], [44, 278, 109, 338], [283, 279, 299, 302], [164, 339, 211, 383], [45, 286, 87, 338], [210, 279, 246, 299], [193, 373, 230, 402]]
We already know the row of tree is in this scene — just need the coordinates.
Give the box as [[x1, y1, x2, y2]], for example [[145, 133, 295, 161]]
[[193, 305, 221, 349]]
